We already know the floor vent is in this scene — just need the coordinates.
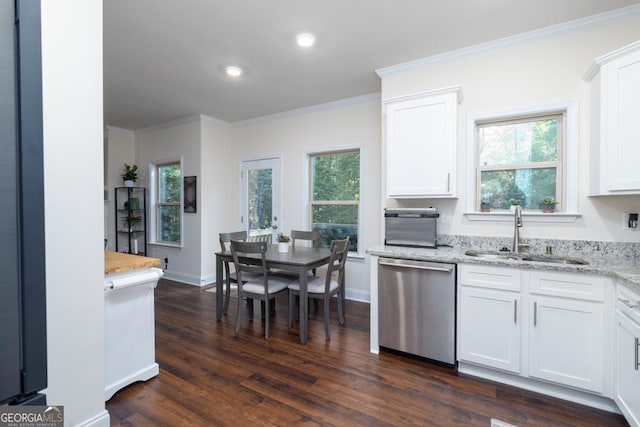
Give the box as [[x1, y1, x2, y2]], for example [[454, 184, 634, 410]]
[[491, 419, 518, 427]]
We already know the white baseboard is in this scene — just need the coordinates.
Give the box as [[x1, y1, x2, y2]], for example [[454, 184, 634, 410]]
[[105, 363, 159, 401], [346, 288, 370, 303], [162, 270, 206, 286], [458, 362, 620, 413], [78, 410, 110, 427]]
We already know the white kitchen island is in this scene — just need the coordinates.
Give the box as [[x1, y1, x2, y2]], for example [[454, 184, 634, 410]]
[[104, 251, 163, 401]]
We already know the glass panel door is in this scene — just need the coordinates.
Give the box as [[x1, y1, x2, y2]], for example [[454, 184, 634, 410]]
[[241, 158, 281, 243]]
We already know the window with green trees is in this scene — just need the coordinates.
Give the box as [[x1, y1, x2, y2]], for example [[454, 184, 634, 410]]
[[156, 162, 181, 244], [477, 113, 563, 211], [310, 150, 360, 252]]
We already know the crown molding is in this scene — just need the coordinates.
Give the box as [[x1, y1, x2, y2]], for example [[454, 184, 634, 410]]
[[135, 114, 231, 135], [583, 39, 640, 81], [376, 4, 640, 78], [106, 125, 135, 136]]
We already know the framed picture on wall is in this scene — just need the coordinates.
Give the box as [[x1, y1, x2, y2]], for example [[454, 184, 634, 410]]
[[184, 176, 197, 213]]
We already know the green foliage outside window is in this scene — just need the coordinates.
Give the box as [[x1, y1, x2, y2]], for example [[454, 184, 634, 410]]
[[478, 116, 560, 210], [248, 169, 273, 232], [311, 151, 360, 252], [158, 163, 181, 243]]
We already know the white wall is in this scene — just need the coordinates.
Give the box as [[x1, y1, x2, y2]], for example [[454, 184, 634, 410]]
[[229, 96, 382, 301], [200, 116, 233, 282], [41, 0, 108, 426], [380, 14, 640, 243], [105, 126, 136, 251]]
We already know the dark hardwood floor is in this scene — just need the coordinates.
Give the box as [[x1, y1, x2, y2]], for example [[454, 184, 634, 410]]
[[107, 279, 628, 426]]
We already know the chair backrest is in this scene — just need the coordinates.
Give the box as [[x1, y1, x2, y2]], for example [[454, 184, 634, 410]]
[[249, 233, 272, 244], [229, 240, 268, 286], [324, 238, 349, 293], [291, 230, 321, 248], [219, 230, 247, 251]]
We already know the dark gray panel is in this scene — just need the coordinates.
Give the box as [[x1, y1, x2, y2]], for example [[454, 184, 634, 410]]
[[0, 0, 23, 404], [16, 0, 47, 396]]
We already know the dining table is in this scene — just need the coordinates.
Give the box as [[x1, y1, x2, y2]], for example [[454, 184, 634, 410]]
[[215, 244, 332, 344]]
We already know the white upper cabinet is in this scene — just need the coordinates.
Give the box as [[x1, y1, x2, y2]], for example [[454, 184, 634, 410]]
[[585, 41, 640, 195], [384, 86, 462, 198]]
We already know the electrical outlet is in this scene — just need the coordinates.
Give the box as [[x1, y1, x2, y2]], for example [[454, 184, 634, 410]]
[[623, 213, 638, 230]]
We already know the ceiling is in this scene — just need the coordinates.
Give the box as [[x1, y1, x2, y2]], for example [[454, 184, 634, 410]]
[[103, 0, 640, 130]]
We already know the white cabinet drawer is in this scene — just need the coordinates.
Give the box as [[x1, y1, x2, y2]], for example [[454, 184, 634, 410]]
[[459, 264, 521, 292], [529, 270, 608, 301]]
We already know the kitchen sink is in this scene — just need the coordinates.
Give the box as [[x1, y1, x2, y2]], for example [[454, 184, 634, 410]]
[[464, 250, 589, 265]]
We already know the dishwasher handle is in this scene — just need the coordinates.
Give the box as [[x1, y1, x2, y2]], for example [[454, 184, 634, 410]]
[[379, 259, 454, 273]]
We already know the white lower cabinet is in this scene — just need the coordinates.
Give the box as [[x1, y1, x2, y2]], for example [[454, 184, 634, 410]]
[[458, 264, 610, 397], [459, 287, 520, 373], [615, 285, 640, 427], [528, 295, 604, 392]]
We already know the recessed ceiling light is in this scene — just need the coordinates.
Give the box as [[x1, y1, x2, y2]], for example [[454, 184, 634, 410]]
[[225, 65, 243, 77], [296, 33, 316, 48]]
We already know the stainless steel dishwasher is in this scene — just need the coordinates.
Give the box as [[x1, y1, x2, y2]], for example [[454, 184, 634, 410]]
[[378, 257, 456, 365]]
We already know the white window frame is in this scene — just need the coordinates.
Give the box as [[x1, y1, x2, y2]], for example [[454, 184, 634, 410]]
[[304, 146, 364, 258], [148, 157, 184, 247], [464, 103, 580, 223]]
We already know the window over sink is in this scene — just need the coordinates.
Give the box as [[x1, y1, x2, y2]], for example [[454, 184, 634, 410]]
[[477, 113, 563, 211], [465, 103, 579, 223]]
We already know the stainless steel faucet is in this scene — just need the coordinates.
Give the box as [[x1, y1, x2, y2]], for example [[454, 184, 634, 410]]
[[513, 205, 524, 253]]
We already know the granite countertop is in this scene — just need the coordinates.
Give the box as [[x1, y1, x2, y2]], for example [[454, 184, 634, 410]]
[[105, 251, 162, 275], [367, 245, 640, 295]]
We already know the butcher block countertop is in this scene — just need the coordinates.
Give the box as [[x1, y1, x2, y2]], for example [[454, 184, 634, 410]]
[[104, 251, 161, 275]]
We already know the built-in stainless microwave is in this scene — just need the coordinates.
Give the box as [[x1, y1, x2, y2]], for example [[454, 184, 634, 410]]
[[384, 208, 439, 248]]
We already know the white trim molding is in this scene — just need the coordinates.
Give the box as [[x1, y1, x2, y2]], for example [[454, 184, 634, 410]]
[[377, 5, 640, 78]]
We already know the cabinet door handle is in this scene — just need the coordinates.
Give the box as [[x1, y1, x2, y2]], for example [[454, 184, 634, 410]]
[[533, 302, 537, 327], [514, 300, 518, 324], [447, 173, 451, 193], [635, 337, 639, 371]]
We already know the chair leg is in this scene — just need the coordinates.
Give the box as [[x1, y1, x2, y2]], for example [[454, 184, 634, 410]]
[[223, 278, 231, 314], [248, 297, 254, 321], [264, 297, 270, 339], [337, 291, 345, 326], [234, 291, 242, 334], [323, 296, 330, 339], [288, 290, 295, 329]]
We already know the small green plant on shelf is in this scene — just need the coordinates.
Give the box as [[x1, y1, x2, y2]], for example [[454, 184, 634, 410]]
[[122, 215, 142, 230], [121, 163, 138, 183], [276, 233, 290, 243], [509, 199, 521, 206]]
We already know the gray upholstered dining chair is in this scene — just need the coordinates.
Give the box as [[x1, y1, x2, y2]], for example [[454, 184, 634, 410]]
[[288, 230, 321, 311], [287, 237, 349, 340], [219, 231, 249, 314], [291, 230, 321, 249], [230, 240, 292, 339]]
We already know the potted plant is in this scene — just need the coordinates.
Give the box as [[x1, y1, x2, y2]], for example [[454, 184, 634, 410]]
[[277, 233, 290, 253], [540, 197, 557, 213], [480, 200, 491, 212], [121, 163, 138, 187], [122, 215, 141, 231], [509, 199, 521, 212]]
